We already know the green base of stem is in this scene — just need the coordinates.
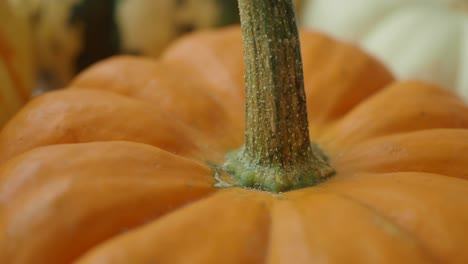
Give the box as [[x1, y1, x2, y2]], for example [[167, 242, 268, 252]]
[[222, 143, 335, 193]]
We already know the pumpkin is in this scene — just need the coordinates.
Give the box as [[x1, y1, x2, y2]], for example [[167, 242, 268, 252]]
[[302, 0, 468, 99], [1, 0, 468, 263], [0, 1, 34, 126]]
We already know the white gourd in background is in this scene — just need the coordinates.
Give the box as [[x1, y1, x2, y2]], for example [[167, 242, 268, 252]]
[[302, 0, 468, 100]]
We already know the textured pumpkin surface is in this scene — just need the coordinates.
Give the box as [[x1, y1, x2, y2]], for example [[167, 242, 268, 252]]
[[1, 26, 468, 263]]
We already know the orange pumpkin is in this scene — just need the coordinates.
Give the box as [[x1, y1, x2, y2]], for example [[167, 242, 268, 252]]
[[1, 0, 468, 263]]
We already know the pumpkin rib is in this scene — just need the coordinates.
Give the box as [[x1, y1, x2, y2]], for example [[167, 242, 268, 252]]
[[74, 189, 272, 264], [268, 190, 431, 263], [0, 141, 214, 201], [0, 141, 216, 264], [0, 89, 221, 164], [300, 29, 395, 126], [161, 26, 245, 101], [331, 192, 438, 263], [320, 80, 468, 149], [322, 172, 468, 262], [70, 56, 245, 149], [332, 128, 468, 180]]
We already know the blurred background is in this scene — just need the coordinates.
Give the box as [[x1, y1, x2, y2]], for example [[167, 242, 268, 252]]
[[1, 0, 467, 126]]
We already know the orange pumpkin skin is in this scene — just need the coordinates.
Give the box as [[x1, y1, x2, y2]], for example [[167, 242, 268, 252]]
[[1, 26, 468, 264]]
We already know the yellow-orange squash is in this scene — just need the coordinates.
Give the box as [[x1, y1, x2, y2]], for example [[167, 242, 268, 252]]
[[1, 2, 468, 263], [0, 0, 34, 126]]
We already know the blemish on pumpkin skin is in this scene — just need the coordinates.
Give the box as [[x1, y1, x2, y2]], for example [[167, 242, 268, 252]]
[[274, 195, 289, 201], [340, 68, 348, 77], [419, 112, 427, 118], [183, 183, 196, 188], [207, 161, 236, 188]]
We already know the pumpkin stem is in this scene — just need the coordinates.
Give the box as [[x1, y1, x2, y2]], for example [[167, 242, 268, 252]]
[[222, 0, 334, 193]]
